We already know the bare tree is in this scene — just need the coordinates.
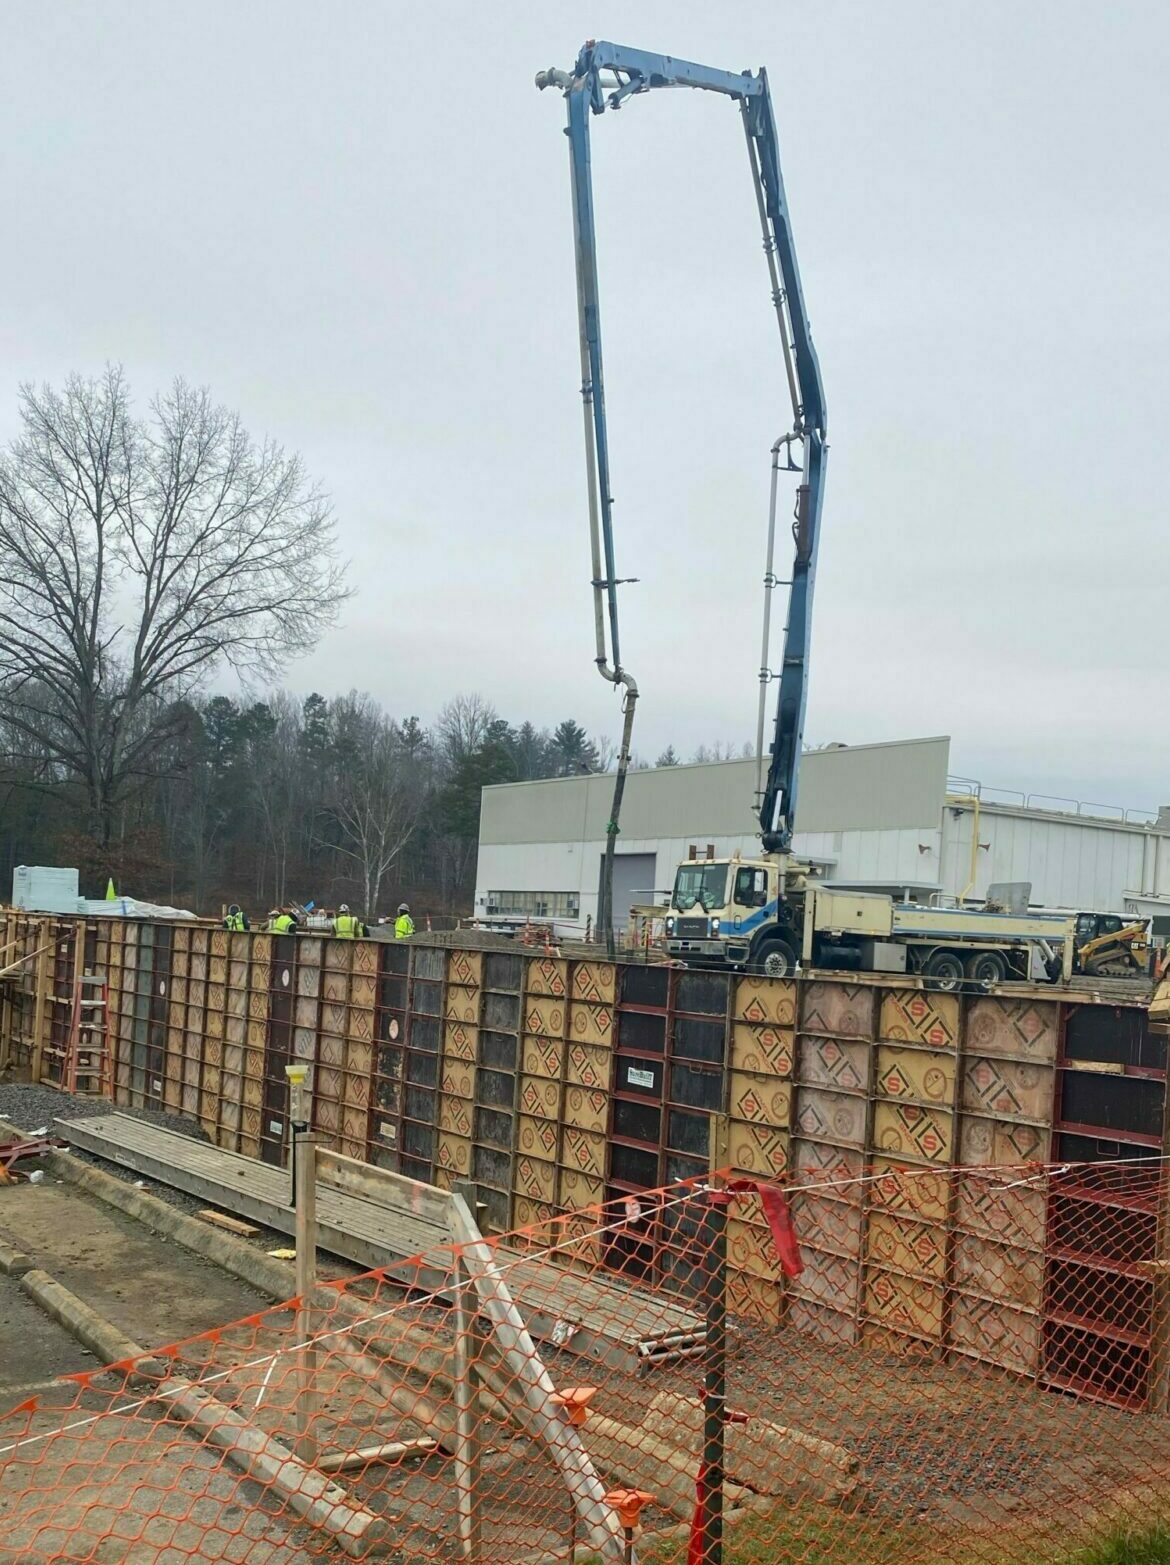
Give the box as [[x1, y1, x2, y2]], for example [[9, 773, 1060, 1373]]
[[593, 735, 617, 773], [324, 694, 431, 917], [0, 368, 348, 845], [691, 740, 746, 763], [435, 692, 499, 767]]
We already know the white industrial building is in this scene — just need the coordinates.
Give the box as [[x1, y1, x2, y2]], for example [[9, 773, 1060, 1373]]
[[473, 735, 1170, 934]]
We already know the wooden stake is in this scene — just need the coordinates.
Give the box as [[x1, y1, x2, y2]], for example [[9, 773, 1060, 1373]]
[[29, 925, 53, 1085], [0, 917, 12, 1075], [448, 1193, 625, 1564], [294, 1130, 319, 1464]]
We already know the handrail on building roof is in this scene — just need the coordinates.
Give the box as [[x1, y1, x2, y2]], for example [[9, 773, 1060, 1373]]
[[946, 776, 1159, 827]]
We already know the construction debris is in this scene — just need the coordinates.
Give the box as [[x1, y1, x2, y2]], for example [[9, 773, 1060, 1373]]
[[0, 1133, 65, 1178], [197, 1209, 259, 1237]]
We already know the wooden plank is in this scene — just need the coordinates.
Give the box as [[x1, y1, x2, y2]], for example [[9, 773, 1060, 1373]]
[[453, 1250, 483, 1557], [500, 1258, 700, 1339], [504, 1239, 705, 1324], [316, 1146, 454, 1228], [55, 1112, 704, 1363], [197, 1209, 260, 1237], [57, 1114, 447, 1271], [30, 932, 52, 1083], [0, 940, 11, 1073]]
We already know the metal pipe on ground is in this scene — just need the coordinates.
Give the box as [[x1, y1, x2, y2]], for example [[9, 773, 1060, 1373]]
[[317, 1436, 439, 1475], [0, 1248, 391, 1555], [156, 1376, 394, 1558]]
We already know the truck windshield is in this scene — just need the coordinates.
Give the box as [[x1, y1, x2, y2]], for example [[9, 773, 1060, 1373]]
[[672, 863, 728, 913]]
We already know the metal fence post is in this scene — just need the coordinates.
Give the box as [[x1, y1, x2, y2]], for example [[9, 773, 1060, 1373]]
[[700, 1184, 730, 1565]]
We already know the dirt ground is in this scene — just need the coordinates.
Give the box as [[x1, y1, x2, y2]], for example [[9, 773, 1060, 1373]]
[[0, 1400, 321, 1565], [0, 1271, 92, 1396], [0, 1178, 271, 1353]]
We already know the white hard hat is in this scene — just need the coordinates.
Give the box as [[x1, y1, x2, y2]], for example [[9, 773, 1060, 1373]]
[[339, 904, 349, 913], [398, 902, 409, 914]]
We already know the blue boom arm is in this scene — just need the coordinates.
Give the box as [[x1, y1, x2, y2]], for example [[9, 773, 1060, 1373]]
[[537, 40, 827, 854]]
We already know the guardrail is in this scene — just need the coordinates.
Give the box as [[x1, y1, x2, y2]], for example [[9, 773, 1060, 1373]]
[[947, 776, 1159, 826]]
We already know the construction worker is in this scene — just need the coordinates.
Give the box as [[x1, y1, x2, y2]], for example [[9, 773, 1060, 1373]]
[[394, 902, 415, 940], [333, 904, 366, 939], [268, 907, 297, 935], [223, 904, 249, 932]]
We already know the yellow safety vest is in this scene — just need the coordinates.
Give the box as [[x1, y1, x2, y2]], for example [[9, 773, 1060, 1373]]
[[224, 912, 245, 932], [395, 914, 415, 940], [335, 913, 360, 939], [269, 913, 295, 934]]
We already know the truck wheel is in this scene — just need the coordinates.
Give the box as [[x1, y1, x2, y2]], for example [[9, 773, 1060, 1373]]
[[965, 950, 1007, 985], [755, 938, 797, 979], [923, 949, 965, 992]]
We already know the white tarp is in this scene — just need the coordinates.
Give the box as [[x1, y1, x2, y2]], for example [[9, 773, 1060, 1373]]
[[77, 896, 197, 920]]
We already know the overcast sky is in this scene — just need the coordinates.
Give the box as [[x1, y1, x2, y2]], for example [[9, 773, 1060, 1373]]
[[2, 3, 1167, 812]]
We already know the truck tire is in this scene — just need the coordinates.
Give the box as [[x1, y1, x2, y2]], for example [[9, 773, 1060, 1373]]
[[754, 937, 797, 979], [965, 949, 1007, 985], [922, 949, 965, 992]]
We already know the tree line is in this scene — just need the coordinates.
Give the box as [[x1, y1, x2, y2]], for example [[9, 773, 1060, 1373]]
[[0, 685, 735, 918], [0, 368, 750, 920]]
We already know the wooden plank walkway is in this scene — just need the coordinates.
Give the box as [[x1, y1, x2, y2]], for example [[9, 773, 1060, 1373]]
[[58, 1113, 705, 1369]]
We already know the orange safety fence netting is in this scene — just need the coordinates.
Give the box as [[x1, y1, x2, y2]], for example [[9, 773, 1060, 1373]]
[[3, 1160, 1170, 1564]]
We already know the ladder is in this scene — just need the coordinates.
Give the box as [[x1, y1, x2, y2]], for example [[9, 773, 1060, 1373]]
[[64, 973, 111, 1097]]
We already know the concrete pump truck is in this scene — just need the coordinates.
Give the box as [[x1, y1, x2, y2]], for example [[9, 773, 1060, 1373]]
[[536, 41, 1081, 990]]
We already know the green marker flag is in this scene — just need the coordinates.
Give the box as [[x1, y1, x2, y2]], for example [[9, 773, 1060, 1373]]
[[105, 877, 117, 901]]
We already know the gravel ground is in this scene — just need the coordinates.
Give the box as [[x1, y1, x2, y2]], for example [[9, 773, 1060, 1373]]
[[0, 1080, 242, 1228], [0, 1079, 208, 1141]]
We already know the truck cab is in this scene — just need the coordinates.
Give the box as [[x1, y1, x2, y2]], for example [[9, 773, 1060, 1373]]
[[664, 854, 804, 975]]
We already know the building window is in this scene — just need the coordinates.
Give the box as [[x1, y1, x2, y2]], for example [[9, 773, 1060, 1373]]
[[486, 890, 580, 920]]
